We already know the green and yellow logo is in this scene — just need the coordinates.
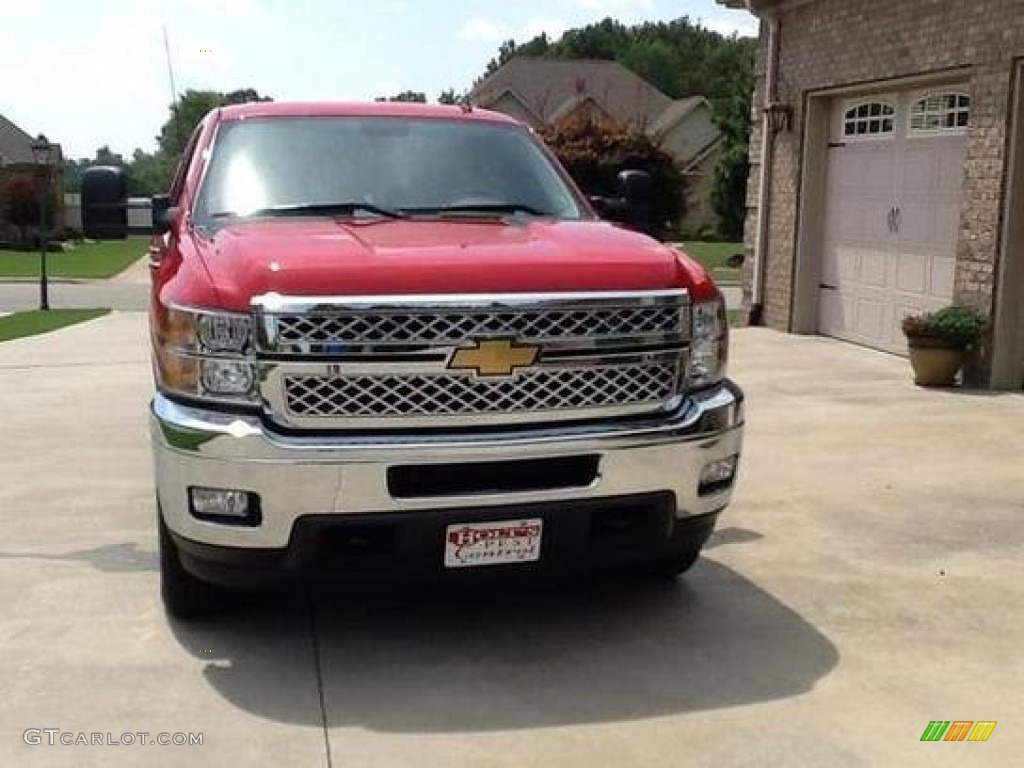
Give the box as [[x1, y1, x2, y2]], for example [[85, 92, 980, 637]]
[[921, 721, 997, 742]]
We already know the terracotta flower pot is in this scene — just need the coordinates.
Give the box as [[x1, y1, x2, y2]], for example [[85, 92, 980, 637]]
[[907, 339, 966, 387]]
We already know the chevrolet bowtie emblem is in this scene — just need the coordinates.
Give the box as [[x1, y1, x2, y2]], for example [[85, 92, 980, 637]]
[[448, 339, 540, 377]]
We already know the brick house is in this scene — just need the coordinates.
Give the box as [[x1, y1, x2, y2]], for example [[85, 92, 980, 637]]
[[471, 58, 725, 236], [0, 114, 63, 242], [720, 0, 1024, 389]]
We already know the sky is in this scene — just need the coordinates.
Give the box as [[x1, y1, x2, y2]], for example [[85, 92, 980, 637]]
[[1, 0, 757, 159]]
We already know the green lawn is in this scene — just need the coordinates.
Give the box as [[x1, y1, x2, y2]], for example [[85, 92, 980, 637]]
[[0, 238, 147, 279], [0, 309, 111, 343], [678, 241, 744, 285]]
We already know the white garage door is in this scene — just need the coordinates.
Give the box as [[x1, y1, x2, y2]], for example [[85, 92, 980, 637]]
[[819, 88, 970, 354]]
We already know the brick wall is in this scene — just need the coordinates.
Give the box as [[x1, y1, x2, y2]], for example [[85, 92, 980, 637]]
[[745, 0, 1024, 376]]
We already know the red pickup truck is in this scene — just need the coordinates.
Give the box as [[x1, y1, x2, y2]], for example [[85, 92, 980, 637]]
[[147, 102, 744, 617]]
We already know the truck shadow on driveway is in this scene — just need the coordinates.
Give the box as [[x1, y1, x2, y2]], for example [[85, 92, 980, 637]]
[[0, 542, 157, 573], [169, 557, 838, 731]]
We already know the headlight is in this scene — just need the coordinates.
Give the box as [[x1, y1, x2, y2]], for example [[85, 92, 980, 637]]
[[153, 306, 257, 405], [197, 314, 250, 353], [690, 294, 728, 389]]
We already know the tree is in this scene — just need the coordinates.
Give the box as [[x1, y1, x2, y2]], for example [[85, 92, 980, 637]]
[[539, 115, 683, 241], [126, 149, 173, 197], [438, 88, 466, 105], [156, 88, 272, 161], [92, 145, 124, 167], [223, 88, 273, 106], [157, 90, 225, 159], [477, 17, 756, 239], [619, 40, 682, 102], [60, 88, 273, 199], [711, 140, 749, 242], [62, 158, 84, 194], [707, 46, 755, 241], [380, 91, 427, 103], [481, 34, 551, 80], [1, 172, 57, 245], [556, 19, 630, 61]]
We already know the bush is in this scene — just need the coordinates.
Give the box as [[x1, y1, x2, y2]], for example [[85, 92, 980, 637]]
[[53, 226, 84, 242], [0, 172, 59, 245], [539, 115, 683, 240], [902, 305, 987, 348]]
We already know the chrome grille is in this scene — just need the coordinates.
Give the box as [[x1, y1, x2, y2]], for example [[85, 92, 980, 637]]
[[272, 305, 684, 346], [255, 290, 690, 429], [283, 362, 678, 420]]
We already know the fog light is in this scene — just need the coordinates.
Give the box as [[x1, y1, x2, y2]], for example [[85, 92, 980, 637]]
[[189, 487, 259, 524], [699, 455, 738, 495], [200, 359, 254, 396]]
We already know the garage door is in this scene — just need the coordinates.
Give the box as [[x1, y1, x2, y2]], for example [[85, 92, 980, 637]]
[[819, 88, 970, 354]]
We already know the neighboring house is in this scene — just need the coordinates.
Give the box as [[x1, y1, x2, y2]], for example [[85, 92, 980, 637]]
[[471, 58, 724, 235], [719, 0, 1024, 390], [0, 113, 63, 240], [0, 113, 39, 166]]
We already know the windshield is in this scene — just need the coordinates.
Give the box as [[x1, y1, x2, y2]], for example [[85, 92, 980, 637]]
[[193, 116, 585, 225]]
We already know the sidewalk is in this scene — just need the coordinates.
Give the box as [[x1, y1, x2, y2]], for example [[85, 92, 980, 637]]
[[0, 280, 148, 312]]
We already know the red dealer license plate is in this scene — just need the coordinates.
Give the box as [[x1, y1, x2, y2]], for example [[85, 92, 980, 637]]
[[444, 519, 544, 569]]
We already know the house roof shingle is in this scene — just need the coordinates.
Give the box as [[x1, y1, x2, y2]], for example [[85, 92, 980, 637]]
[[647, 96, 707, 138], [0, 113, 37, 165], [471, 58, 674, 130]]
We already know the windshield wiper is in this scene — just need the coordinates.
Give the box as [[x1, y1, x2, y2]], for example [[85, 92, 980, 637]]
[[210, 202, 407, 220], [406, 203, 551, 217]]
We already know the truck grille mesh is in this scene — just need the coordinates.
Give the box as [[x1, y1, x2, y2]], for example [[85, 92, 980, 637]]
[[274, 306, 684, 345], [283, 363, 678, 419]]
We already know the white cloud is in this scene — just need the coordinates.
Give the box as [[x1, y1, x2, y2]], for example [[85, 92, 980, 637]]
[[522, 16, 570, 40], [564, 0, 655, 13], [460, 15, 573, 44], [703, 15, 760, 38], [460, 16, 568, 44], [184, 0, 254, 15], [459, 18, 514, 43]]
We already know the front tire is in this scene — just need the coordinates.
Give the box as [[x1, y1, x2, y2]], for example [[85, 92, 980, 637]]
[[158, 508, 225, 619]]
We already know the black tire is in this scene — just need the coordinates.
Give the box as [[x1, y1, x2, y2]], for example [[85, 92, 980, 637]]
[[158, 509, 224, 620], [641, 545, 703, 579]]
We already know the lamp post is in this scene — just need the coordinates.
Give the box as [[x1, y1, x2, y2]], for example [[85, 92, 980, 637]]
[[30, 135, 54, 311]]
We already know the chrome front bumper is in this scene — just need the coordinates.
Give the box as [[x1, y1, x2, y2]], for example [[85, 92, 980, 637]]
[[151, 382, 744, 550]]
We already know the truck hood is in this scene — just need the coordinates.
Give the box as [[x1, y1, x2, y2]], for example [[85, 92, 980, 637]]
[[192, 217, 713, 311]]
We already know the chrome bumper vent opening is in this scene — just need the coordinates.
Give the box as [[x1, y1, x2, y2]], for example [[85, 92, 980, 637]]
[[283, 362, 679, 420]]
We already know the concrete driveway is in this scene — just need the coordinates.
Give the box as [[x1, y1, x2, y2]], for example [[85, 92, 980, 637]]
[[1, 314, 1021, 767]]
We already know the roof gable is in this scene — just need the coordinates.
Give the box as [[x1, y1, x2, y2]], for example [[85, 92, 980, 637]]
[[471, 58, 674, 129], [648, 96, 708, 138], [0, 114, 36, 165]]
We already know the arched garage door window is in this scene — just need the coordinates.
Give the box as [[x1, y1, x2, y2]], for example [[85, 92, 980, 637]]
[[909, 92, 971, 134], [842, 101, 895, 139]]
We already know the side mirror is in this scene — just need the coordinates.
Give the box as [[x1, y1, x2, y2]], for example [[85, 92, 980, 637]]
[[615, 169, 658, 237], [616, 169, 654, 208], [590, 170, 658, 237], [152, 194, 178, 235]]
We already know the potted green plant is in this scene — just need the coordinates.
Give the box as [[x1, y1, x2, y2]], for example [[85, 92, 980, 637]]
[[901, 305, 987, 387]]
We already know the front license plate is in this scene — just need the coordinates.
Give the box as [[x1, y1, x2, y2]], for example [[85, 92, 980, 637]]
[[444, 518, 543, 569]]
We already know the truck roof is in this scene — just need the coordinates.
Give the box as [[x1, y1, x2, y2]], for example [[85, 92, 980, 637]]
[[215, 101, 521, 124]]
